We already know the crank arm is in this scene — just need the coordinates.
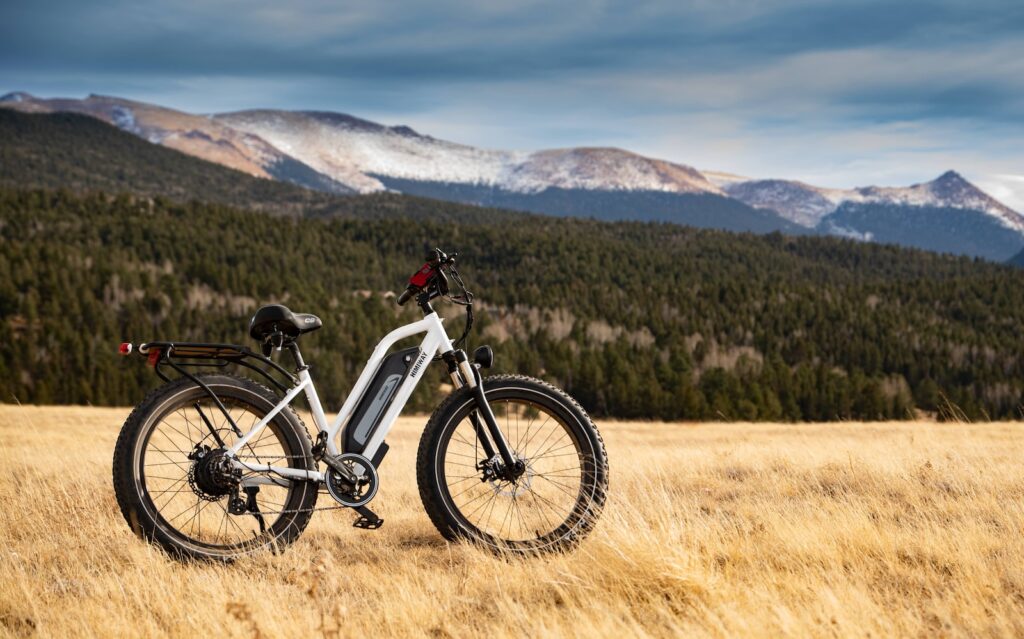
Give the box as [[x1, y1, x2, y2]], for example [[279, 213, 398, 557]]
[[322, 453, 360, 484], [353, 505, 383, 529]]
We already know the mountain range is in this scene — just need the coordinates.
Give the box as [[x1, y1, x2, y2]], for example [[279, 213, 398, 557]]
[[3, 91, 1022, 260]]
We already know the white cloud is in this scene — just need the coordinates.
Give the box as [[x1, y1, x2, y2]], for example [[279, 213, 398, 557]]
[[974, 175, 1024, 213]]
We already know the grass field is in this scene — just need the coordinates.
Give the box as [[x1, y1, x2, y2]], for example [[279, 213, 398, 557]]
[[1, 404, 1023, 638]]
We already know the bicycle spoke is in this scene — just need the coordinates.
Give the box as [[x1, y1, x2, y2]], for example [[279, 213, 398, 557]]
[[527, 487, 556, 533], [478, 489, 502, 531], [519, 415, 553, 453], [522, 419, 559, 460], [532, 439, 577, 462]]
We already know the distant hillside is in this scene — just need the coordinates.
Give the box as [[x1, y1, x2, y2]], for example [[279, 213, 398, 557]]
[[819, 202, 1024, 260], [0, 92, 353, 193], [4, 186, 1024, 421], [0, 108, 796, 233], [374, 178, 806, 233], [0, 109, 324, 213], [0, 109, 530, 224]]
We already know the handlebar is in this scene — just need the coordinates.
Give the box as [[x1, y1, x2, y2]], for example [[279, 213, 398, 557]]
[[396, 248, 458, 306], [396, 247, 475, 350]]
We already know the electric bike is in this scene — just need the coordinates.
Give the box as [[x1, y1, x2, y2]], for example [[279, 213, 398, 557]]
[[112, 249, 609, 559]]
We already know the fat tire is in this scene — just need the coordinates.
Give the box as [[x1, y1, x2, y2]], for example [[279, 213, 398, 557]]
[[416, 375, 609, 553], [112, 374, 318, 561]]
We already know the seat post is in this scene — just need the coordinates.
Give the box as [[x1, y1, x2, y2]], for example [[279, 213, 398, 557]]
[[286, 342, 308, 372]]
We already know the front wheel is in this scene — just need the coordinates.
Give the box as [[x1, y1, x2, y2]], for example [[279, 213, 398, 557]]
[[416, 375, 609, 553]]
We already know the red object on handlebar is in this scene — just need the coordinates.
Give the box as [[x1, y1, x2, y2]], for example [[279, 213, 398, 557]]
[[409, 262, 435, 288], [397, 249, 455, 305]]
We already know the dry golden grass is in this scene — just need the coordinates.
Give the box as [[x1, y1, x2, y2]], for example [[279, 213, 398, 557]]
[[1, 404, 1023, 638]]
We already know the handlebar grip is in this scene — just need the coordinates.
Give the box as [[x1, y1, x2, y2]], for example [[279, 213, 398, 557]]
[[397, 286, 417, 306]]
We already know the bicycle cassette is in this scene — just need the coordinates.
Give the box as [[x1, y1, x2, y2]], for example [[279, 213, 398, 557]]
[[325, 453, 379, 507]]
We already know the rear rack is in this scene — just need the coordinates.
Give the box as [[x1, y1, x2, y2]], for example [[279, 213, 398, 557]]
[[139, 341, 298, 394], [120, 340, 302, 445]]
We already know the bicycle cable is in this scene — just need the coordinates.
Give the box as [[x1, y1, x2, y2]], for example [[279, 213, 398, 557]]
[[431, 264, 474, 360]]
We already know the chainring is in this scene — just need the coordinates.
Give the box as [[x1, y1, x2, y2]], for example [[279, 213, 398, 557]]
[[325, 453, 379, 507]]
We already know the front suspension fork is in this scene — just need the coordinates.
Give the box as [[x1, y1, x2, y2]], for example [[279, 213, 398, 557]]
[[447, 351, 521, 475]]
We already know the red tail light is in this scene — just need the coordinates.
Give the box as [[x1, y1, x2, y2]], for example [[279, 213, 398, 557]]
[[147, 348, 162, 367], [119, 342, 133, 355]]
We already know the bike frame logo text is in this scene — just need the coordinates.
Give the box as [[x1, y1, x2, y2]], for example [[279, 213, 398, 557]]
[[410, 351, 429, 378]]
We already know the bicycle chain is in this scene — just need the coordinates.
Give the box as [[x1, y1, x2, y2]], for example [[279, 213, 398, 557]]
[[231, 454, 351, 517], [248, 501, 350, 517]]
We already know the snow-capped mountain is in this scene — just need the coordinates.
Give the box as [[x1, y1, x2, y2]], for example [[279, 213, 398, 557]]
[[214, 109, 517, 193], [210, 108, 800, 233], [709, 171, 1024, 259], [711, 170, 1024, 234], [710, 178, 836, 228], [3, 91, 1022, 259], [214, 109, 722, 196]]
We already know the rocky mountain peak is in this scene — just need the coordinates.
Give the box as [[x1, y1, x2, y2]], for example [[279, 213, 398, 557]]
[[0, 92, 34, 103], [934, 169, 966, 183]]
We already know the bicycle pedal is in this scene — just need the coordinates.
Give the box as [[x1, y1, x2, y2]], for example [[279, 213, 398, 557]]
[[353, 516, 383, 530], [352, 505, 383, 530]]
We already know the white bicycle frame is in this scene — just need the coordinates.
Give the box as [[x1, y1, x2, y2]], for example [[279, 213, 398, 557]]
[[225, 311, 472, 485]]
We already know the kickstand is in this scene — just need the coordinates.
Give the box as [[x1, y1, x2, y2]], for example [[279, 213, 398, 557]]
[[243, 486, 267, 534], [352, 505, 383, 530]]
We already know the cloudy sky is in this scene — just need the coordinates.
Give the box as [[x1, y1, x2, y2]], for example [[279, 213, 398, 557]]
[[2, 0, 1023, 208]]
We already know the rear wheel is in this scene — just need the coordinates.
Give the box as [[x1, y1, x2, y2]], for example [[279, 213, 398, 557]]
[[417, 375, 609, 553], [112, 374, 318, 560]]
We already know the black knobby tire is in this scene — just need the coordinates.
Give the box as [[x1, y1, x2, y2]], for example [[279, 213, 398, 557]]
[[112, 374, 318, 561], [416, 375, 609, 553]]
